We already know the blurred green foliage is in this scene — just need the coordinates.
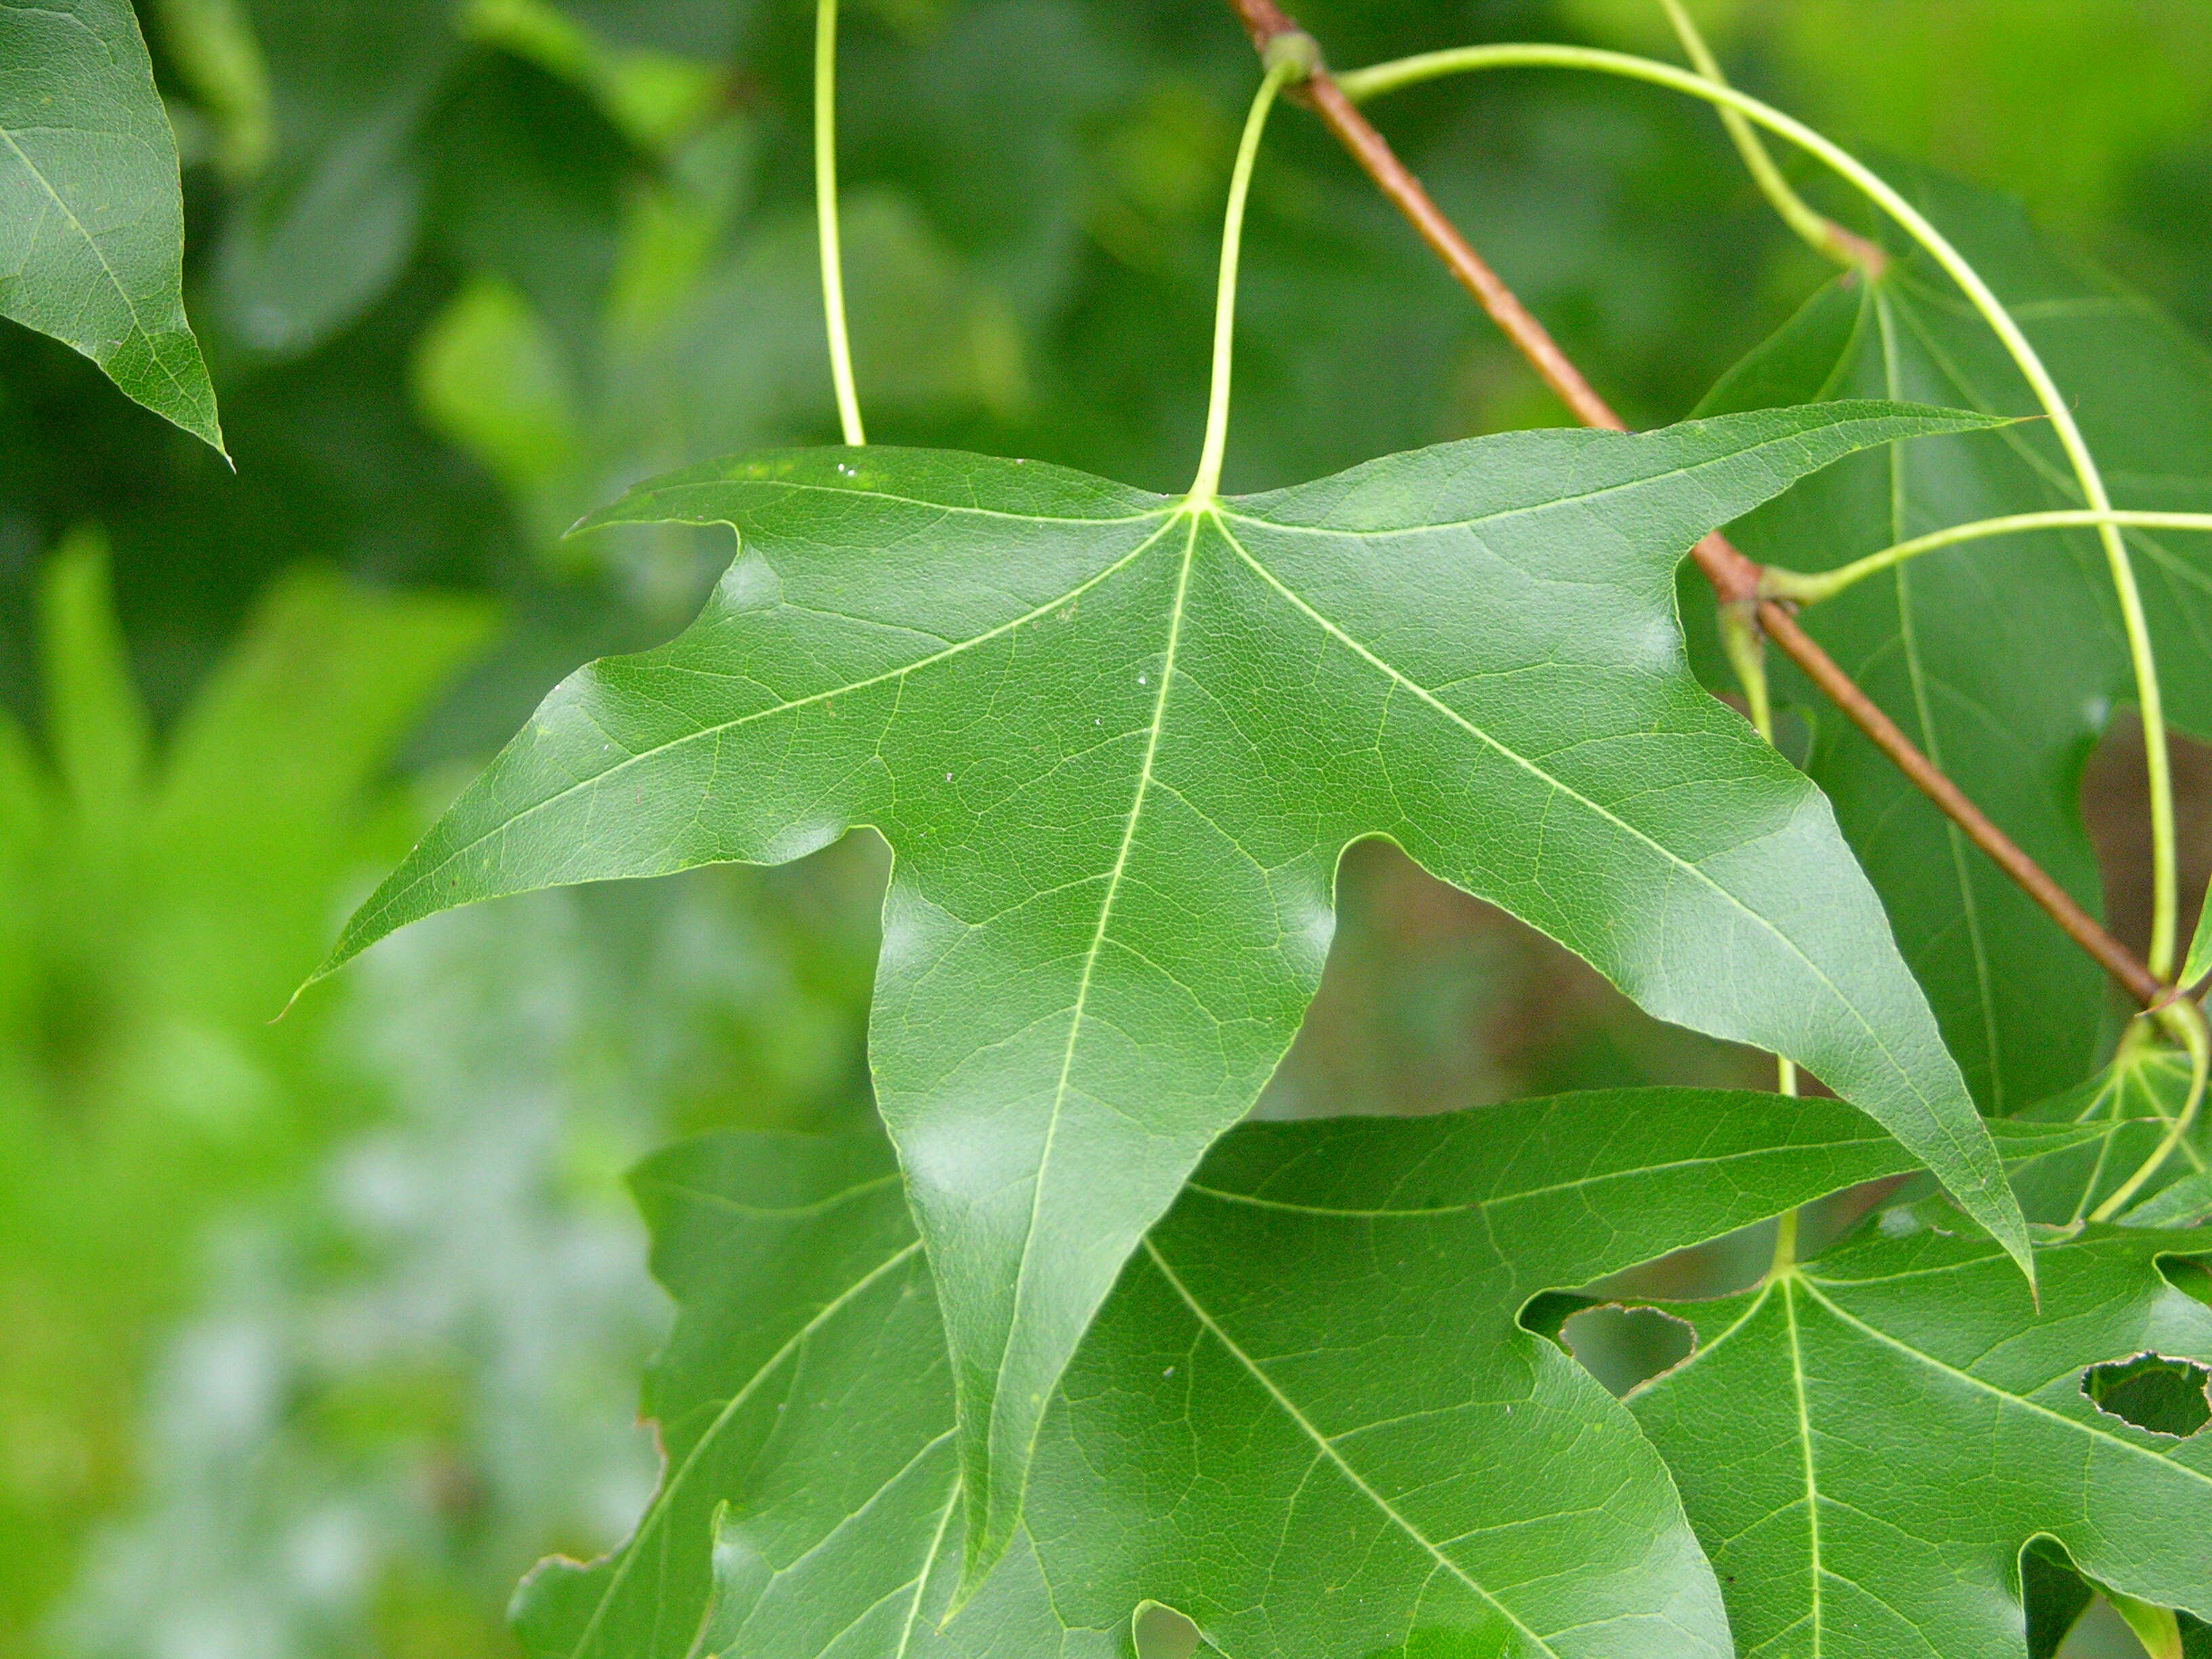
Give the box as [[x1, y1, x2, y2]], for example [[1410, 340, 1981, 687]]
[[0, 535, 485, 1643], [3, 1, 2209, 1654]]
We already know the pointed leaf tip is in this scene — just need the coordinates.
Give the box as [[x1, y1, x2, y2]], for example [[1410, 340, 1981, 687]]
[[1, 0, 225, 451]]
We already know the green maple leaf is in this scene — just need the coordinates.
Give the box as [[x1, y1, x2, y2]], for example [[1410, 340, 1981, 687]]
[[0, 0, 224, 450], [1628, 1215, 2212, 1658], [1696, 167, 2212, 1115], [516, 1086, 1974, 1659], [314, 402, 2028, 1576]]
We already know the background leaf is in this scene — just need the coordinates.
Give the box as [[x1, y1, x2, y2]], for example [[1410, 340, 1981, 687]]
[[1696, 168, 2212, 1113], [523, 1085, 1963, 1659], [323, 405, 2024, 1574], [2008, 1039, 2209, 1229], [0, 0, 222, 447], [2022, 1538, 2100, 1659], [1630, 1222, 2212, 1658], [0, 539, 495, 1642], [208, 0, 452, 361]]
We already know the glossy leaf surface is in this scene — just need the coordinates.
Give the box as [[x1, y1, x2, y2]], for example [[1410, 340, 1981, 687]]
[[321, 404, 2025, 1571], [518, 1086, 1960, 1659], [1698, 169, 2212, 1114], [1631, 1223, 2212, 1659], [0, 0, 223, 447]]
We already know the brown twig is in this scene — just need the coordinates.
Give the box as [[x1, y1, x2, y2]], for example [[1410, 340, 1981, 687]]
[[1225, 0, 2169, 1009], [1755, 602, 2165, 1005]]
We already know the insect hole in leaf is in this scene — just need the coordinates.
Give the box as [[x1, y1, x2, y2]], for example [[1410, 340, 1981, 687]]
[[1131, 1599, 1208, 1659], [1557, 1303, 1698, 1399], [2080, 1352, 2212, 1439]]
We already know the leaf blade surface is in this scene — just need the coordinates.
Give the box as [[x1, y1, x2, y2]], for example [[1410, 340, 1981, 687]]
[[1631, 1223, 2212, 1658], [324, 405, 2024, 1569], [520, 1087, 1946, 1659]]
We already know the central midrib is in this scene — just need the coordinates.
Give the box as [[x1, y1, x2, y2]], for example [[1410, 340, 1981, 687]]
[[1780, 1277, 1826, 1658], [0, 117, 193, 404], [983, 508, 1204, 1504]]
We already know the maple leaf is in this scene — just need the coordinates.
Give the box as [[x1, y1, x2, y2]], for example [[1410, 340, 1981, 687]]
[[518, 1086, 1961, 1659], [316, 402, 2024, 1573], [1631, 1217, 2212, 1658]]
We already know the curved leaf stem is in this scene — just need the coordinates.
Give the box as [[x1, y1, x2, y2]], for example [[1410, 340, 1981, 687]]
[[1655, 0, 1883, 275], [1336, 41, 2182, 977], [815, 0, 865, 447], [1217, 0, 2171, 1013], [1719, 601, 1800, 1100], [1190, 45, 1307, 502], [2067, 1057, 2128, 1229], [2090, 1002, 2209, 1223], [1763, 510, 2212, 607]]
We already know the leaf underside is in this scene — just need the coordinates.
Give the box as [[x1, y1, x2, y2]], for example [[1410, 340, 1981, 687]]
[[0, 0, 224, 448], [323, 402, 2026, 1577], [516, 1087, 1955, 1659], [1698, 167, 2212, 1115], [2009, 1042, 2211, 1230]]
